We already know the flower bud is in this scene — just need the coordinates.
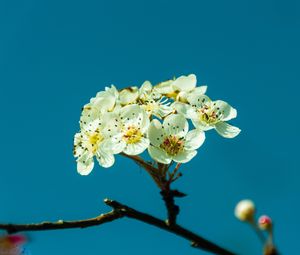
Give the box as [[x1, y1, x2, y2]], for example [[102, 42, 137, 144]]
[[258, 215, 272, 231], [234, 199, 255, 221]]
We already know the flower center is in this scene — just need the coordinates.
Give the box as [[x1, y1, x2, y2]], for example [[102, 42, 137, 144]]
[[160, 135, 184, 156], [123, 126, 142, 144], [198, 105, 220, 124], [88, 132, 104, 154]]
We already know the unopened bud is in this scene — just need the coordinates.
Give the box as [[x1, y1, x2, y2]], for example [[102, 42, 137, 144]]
[[234, 199, 255, 221], [258, 215, 272, 231]]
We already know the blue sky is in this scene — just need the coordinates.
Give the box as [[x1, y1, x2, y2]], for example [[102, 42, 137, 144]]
[[0, 0, 299, 254]]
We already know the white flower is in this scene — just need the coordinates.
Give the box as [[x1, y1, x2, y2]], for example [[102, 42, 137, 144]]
[[148, 114, 205, 164], [74, 116, 116, 175], [80, 85, 118, 127], [102, 104, 150, 155], [175, 95, 240, 138], [154, 74, 207, 102], [234, 199, 255, 221], [138, 81, 173, 118]]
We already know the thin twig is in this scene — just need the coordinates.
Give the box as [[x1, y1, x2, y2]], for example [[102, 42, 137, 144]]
[[104, 198, 236, 255], [0, 210, 122, 234]]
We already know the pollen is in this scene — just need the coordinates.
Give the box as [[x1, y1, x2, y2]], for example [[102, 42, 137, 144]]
[[160, 135, 184, 156], [123, 126, 142, 144]]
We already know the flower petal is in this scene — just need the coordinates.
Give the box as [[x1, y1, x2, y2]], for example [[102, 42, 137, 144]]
[[101, 137, 126, 154], [91, 86, 117, 112], [163, 114, 189, 137], [215, 121, 241, 138], [80, 105, 101, 128], [172, 74, 196, 92], [213, 100, 237, 121], [148, 145, 172, 164], [148, 119, 164, 146], [187, 94, 211, 108], [193, 85, 207, 95], [119, 87, 139, 105], [191, 116, 213, 131], [139, 80, 153, 95], [123, 137, 150, 155], [173, 150, 197, 163], [100, 113, 122, 137], [154, 80, 174, 94], [184, 130, 205, 150], [96, 148, 115, 168], [77, 152, 94, 175], [153, 104, 173, 118], [173, 102, 194, 117]]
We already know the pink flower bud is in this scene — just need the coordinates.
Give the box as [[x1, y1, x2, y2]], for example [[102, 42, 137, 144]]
[[7, 235, 27, 245], [258, 215, 272, 230]]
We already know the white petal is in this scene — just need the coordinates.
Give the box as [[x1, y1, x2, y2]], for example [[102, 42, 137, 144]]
[[153, 104, 173, 118], [172, 74, 196, 92], [73, 132, 85, 157], [213, 100, 237, 121], [139, 108, 150, 133], [139, 80, 153, 94], [215, 121, 241, 138], [163, 114, 189, 137], [193, 85, 207, 95], [101, 137, 126, 154], [91, 88, 116, 112], [154, 80, 174, 94], [184, 130, 205, 150], [173, 102, 194, 118], [96, 148, 115, 168], [81, 118, 101, 133], [191, 116, 213, 131], [148, 145, 172, 164], [77, 152, 94, 175], [173, 150, 197, 163], [120, 104, 142, 122], [119, 87, 139, 105], [123, 137, 150, 155], [148, 119, 164, 146], [187, 94, 211, 108], [100, 113, 122, 137], [80, 105, 100, 128]]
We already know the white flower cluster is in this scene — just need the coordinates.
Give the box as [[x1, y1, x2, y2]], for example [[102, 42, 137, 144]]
[[73, 74, 240, 175]]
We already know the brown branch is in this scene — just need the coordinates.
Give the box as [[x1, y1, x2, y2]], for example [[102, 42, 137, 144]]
[[0, 198, 236, 255], [0, 210, 123, 234], [104, 199, 236, 255], [160, 189, 186, 225]]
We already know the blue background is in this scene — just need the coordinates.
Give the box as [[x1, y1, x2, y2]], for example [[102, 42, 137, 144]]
[[0, 0, 299, 254]]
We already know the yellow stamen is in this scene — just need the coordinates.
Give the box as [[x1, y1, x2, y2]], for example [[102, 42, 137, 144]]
[[123, 126, 142, 144]]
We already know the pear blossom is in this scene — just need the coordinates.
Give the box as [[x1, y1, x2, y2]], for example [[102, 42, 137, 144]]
[[102, 104, 150, 155], [138, 81, 173, 118], [148, 114, 205, 164], [74, 74, 240, 173], [175, 95, 240, 138], [155, 74, 207, 102], [74, 116, 116, 175], [80, 85, 119, 127]]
